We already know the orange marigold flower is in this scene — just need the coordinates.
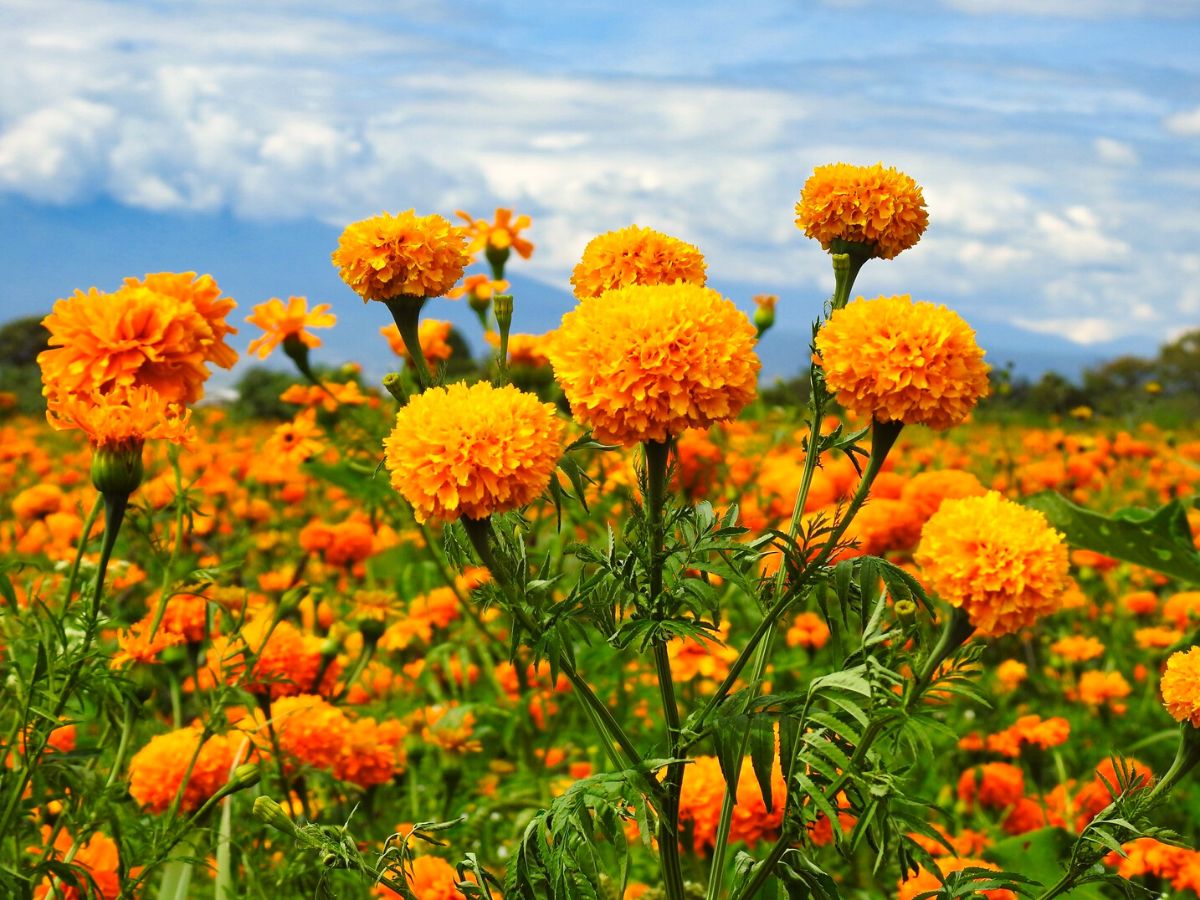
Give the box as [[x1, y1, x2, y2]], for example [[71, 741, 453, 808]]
[[787, 612, 830, 650], [109, 620, 185, 668], [900, 469, 987, 523], [375, 855, 463, 900], [915, 492, 1068, 637], [1162, 646, 1200, 727], [46, 385, 193, 451], [33, 826, 121, 900], [332, 210, 470, 302], [124, 272, 239, 369], [12, 484, 65, 521], [678, 754, 785, 853], [456, 208, 534, 259], [815, 295, 989, 430], [380, 319, 454, 364], [128, 726, 238, 813], [1162, 591, 1200, 629], [898, 857, 1014, 900], [333, 717, 404, 788], [995, 659, 1027, 693], [570, 225, 706, 300], [796, 162, 928, 260], [548, 283, 759, 445], [485, 330, 552, 367], [383, 381, 563, 524], [1077, 670, 1132, 711], [986, 714, 1071, 756], [265, 408, 325, 463], [269, 695, 349, 770], [446, 273, 510, 302], [1120, 590, 1159, 616], [957, 762, 1024, 811], [1135, 626, 1183, 649], [245, 296, 336, 359], [667, 627, 738, 682], [1050, 635, 1105, 663]]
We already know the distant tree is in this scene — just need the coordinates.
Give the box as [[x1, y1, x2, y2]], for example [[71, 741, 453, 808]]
[[228, 367, 302, 421], [1158, 328, 1200, 396], [0, 316, 49, 368], [1026, 371, 1089, 415]]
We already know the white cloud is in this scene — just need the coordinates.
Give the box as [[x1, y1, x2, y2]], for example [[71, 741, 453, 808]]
[[1094, 137, 1138, 165], [1164, 106, 1200, 135], [1035, 206, 1129, 263], [1011, 317, 1122, 345], [0, 99, 117, 202]]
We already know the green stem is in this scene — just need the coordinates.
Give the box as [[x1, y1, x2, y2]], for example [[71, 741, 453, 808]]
[[460, 516, 661, 802], [62, 495, 104, 606], [384, 297, 433, 390], [644, 440, 687, 900], [149, 449, 186, 639], [827, 245, 869, 310]]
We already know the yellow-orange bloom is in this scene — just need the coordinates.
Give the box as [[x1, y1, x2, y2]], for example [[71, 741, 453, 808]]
[[1161, 646, 1200, 727], [39, 274, 237, 405], [383, 381, 564, 523], [815, 295, 990, 430], [455, 208, 534, 259], [915, 492, 1069, 637], [380, 319, 454, 364], [485, 330, 552, 367], [1050, 635, 1105, 663], [46, 385, 193, 451], [332, 210, 470, 302], [264, 408, 325, 463], [245, 296, 336, 359], [796, 162, 928, 260], [570, 225, 706, 300], [548, 283, 760, 445], [446, 273, 509, 302], [128, 727, 239, 813]]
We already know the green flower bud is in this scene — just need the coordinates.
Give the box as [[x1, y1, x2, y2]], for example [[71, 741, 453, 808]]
[[91, 445, 144, 496]]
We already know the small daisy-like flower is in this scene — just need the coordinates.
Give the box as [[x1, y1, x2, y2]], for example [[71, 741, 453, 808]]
[[570, 225, 706, 300], [547, 283, 759, 445], [815, 294, 990, 431], [455, 208, 534, 259], [796, 162, 928, 260], [332, 210, 470, 302], [245, 296, 336, 359], [915, 492, 1069, 637], [383, 381, 563, 523]]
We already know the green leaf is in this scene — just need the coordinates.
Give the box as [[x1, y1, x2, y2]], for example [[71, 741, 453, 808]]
[[750, 718, 776, 813], [987, 828, 1107, 899], [1024, 492, 1200, 584]]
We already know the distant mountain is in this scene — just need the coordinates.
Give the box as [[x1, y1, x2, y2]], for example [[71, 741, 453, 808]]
[[0, 197, 1160, 386]]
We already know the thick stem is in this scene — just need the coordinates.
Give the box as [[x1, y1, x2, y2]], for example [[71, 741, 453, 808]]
[[384, 296, 433, 390], [827, 244, 870, 310]]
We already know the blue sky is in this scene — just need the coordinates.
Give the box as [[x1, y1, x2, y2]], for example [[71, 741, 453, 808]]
[[2, 0, 1199, 382]]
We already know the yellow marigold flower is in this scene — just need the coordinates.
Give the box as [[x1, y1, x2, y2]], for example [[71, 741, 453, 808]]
[[1162, 646, 1200, 727], [446, 273, 510, 302], [915, 492, 1069, 637], [46, 385, 193, 451], [484, 330, 551, 367], [383, 381, 563, 523], [815, 294, 990, 430], [1078, 670, 1132, 711], [128, 726, 238, 813], [570, 225, 707, 300], [331, 210, 470, 302], [547, 283, 759, 445], [380, 319, 454, 364], [795, 162, 928, 260], [1050, 635, 1105, 663], [265, 408, 324, 464], [455, 208, 534, 259], [245, 296, 336, 359]]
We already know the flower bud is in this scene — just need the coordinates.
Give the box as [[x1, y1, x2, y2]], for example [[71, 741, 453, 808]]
[[753, 294, 777, 337], [229, 762, 261, 790], [894, 599, 918, 627], [494, 294, 514, 333], [382, 373, 406, 404], [91, 445, 144, 496], [253, 796, 300, 836]]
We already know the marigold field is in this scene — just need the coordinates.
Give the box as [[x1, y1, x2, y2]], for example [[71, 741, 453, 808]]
[[3, 167, 1200, 899]]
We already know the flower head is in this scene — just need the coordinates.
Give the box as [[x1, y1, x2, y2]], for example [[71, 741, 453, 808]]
[[455, 208, 534, 259], [915, 492, 1069, 637], [1162, 646, 1200, 727], [380, 319, 453, 365], [815, 294, 990, 430], [796, 162, 928, 260], [46, 385, 193, 451], [548, 283, 760, 445], [245, 296, 336, 359], [128, 727, 238, 813], [332, 210, 470, 302], [570, 226, 706, 300], [383, 381, 563, 523], [446, 273, 509, 302]]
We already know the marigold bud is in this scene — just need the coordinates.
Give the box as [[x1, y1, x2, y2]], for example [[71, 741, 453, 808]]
[[90, 445, 144, 496]]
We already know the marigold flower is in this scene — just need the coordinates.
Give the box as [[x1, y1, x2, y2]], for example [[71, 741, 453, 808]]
[[1135, 626, 1182, 650], [678, 754, 785, 852], [380, 319, 453, 365], [33, 826, 121, 900], [12, 484, 65, 521], [1163, 591, 1200, 629], [332, 210, 470, 302], [1120, 590, 1159, 616], [1077, 670, 1132, 711], [128, 727, 238, 813], [957, 762, 1024, 810], [815, 295, 990, 431], [1161, 646, 1200, 727], [485, 330, 552, 367], [46, 385, 193, 451], [570, 225, 706, 300], [110, 620, 185, 668], [898, 857, 1014, 900], [333, 717, 405, 788], [796, 162, 928, 260], [786, 612, 831, 650], [125, 272, 239, 368], [995, 659, 1027, 693], [383, 381, 563, 523], [446, 273, 510, 302], [456, 208, 534, 259], [1050, 635, 1105, 663], [985, 714, 1071, 757], [269, 694, 349, 770], [245, 296, 336, 359], [265, 408, 325, 464], [548, 283, 759, 445], [915, 492, 1069, 637], [374, 855, 463, 900], [900, 469, 987, 523]]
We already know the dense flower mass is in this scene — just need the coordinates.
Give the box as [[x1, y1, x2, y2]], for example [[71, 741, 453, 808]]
[[795, 162, 928, 260], [569, 225, 707, 299], [38, 273, 238, 405], [915, 492, 1070, 636], [547, 283, 760, 445], [332, 210, 470, 302], [1161, 647, 1200, 727], [815, 294, 990, 430], [245, 296, 336, 359], [383, 382, 564, 523]]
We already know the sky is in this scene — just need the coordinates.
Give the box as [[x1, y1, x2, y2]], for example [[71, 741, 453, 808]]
[[2, 0, 1199, 382]]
